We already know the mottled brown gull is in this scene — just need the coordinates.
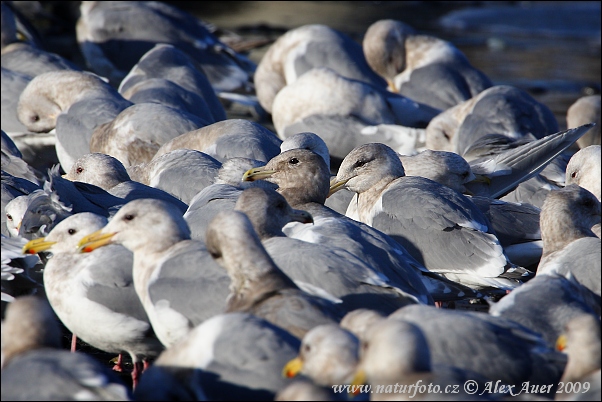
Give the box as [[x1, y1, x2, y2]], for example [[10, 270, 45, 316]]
[[331, 143, 531, 291], [363, 19, 492, 111], [234, 187, 424, 313], [205, 209, 344, 339], [78, 198, 232, 348], [1, 295, 132, 400], [241, 149, 443, 304], [566, 95, 600, 148], [22, 212, 164, 387], [536, 185, 601, 297]]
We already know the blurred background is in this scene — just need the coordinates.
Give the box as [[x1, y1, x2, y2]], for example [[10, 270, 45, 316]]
[[12, 1, 601, 128]]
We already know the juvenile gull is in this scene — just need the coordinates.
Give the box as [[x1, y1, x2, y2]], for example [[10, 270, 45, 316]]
[[10, 188, 72, 239], [566, 95, 601, 148], [206, 210, 344, 339], [89, 102, 208, 167], [22, 212, 164, 388], [363, 19, 492, 111], [153, 119, 282, 164], [536, 185, 601, 297], [77, 198, 232, 348], [1, 295, 131, 401], [127, 149, 221, 205], [254, 24, 387, 114], [331, 143, 531, 291], [242, 149, 442, 304], [235, 187, 423, 313], [64, 153, 188, 214], [134, 313, 300, 401], [16, 70, 133, 171]]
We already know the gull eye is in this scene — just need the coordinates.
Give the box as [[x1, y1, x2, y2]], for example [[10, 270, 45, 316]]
[[76, 167, 84, 174], [68, 228, 77, 235], [582, 198, 595, 208], [275, 201, 286, 210], [31, 115, 40, 123], [289, 157, 299, 165], [461, 172, 470, 179], [352, 159, 367, 169], [571, 171, 577, 178], [303, 344, 311, 353], [123, 214, 135, 221], [6, 214, 13, 221]]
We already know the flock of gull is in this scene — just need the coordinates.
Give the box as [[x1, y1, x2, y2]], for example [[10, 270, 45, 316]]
[[1, 1, 601, 401]]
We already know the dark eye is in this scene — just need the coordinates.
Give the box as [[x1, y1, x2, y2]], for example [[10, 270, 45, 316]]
[[275, 201, 285, 210], [303, 344, 311, 353], [68, 228, 77, 235], [461, 172, 469, 179], [123, 214, 135, 221], [289, 157, 299, 165], [582, 198, 595, 208], [76, 167, 83, 174], [6, 214, 12, 221], [352, 160, 367, 169], [571, 171, 577, 178], [31, 115, 40, 123]]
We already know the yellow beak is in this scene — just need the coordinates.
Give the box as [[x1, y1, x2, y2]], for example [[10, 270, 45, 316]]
[[328, 179, 349, 198], [282, 356, 303, 378], [242, 168, 276, 182], [469, 174, 492, 185], [350, 369, 367, 396], [22, 237, 56, 254], [77, 230, 116, 253], [556, 334, 567, 351]]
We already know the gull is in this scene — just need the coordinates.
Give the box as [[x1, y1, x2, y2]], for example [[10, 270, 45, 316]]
[[254, 23, 387, 114], [1, 295, 132, 400], [234, 186, 424, 313], [331, 143, 532, 291], [241, 149, 445, 304], [536, 185, 601, 297], [363, 19, 492, 111], [64, 152, 188, 214], [205, 210, 345, 339], [77, 198, 232, 348], [566, 95, 600, 148], [22, 212, 164, 388], [134, 313, 300, 401]]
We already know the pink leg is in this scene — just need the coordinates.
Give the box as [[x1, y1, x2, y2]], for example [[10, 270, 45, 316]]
[[112, 353, 124, 372], [142, 358, 151, 371], [131, 361, 143, 390], [70, 333, 77, 352], [434, 301, 443, 308]]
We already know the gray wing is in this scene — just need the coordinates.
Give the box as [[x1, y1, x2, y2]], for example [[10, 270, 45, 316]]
[[373, 177, 522, 289], [456, 86, 559, 156], [109, 181, 188, 214], [466, 125, 593, 198], [84, 245, 149, 323], [490, 274, 600, 346], [129, 149, 221, 205], [324, 188, 354, 215], [148, 240, 232, 326], [118, 43, 227, 122], [0, 350, 131, 401], [55, 96, 132, 171], [391, 305, 567, 391], [500, 174, 561, 208], [124, 78, 217, 123], [539, 237, 602, 297], [210, 131, 282, 163], [1, 43, 81, 78], [399, 62, 492, 111], [184, 184, 241, 242], [265, 237, 422, 314], [1, 67, 32, 134]]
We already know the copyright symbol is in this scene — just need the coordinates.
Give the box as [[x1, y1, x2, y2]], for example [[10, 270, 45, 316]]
[[464, 380, 478, 395]]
